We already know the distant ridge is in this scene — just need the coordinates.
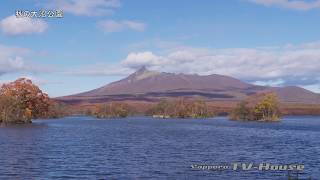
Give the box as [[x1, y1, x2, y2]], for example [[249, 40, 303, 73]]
[[57, 67, 320, 105]]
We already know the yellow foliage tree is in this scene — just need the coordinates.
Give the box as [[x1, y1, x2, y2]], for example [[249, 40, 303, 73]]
[[253, 93, 281, 121], [229, 93, 281, 121]]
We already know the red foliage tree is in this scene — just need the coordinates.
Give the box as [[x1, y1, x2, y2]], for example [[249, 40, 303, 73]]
[[0, 78, 51, 119]]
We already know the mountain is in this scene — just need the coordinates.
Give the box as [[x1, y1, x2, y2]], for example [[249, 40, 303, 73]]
[[273, 86, 320, 104], [57, 67, 320, 105], [77, 66, 253, 96]]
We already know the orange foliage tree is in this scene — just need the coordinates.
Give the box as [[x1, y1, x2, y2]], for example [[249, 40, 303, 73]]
[[0, 78, 51, 122]]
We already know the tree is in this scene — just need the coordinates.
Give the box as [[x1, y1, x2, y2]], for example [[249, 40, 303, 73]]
[[0, 78, 51, 123], [229, 93, 281, 121], [174, 98, 192, 118], [253, 93, 281, 121], [156, 99, 172, 116], [148, 97, 212, 118], [230, 101, 251, 120], [93, 102, 133, 118], [0, 95, 28, 123], [46, 101, 69, 118], [191, 98, 210, 118]]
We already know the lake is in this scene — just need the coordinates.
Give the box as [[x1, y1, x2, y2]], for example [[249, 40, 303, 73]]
[[0, 116, 319, 179]]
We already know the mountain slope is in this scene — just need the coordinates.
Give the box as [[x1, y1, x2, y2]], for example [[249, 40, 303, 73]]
[[273, 86, 320, 104], [76, 66, 253, 96], [58, 67, 320, 104]]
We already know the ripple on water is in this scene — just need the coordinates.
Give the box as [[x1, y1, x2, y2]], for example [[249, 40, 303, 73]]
[[0, 116, 319, 179]]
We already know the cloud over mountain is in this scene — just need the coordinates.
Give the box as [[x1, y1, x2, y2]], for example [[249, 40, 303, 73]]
[[120, 42, 320, 88]]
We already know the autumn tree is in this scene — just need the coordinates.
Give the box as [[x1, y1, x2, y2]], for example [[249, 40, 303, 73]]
[[253, 93, 281, 121], [0, 78, 51, 123], [173, 98, 190, 118], [149, 98, 213, 118], [191, 98, 210, 118], [229, 93, 281, 121], [0, 95, 32, 123], [94, 102, 133, 118], [230, 101, 252, 120], [46, 101, 69, 118]]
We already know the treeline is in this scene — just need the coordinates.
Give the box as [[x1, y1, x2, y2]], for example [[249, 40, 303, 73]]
[[0, 79, 283, 123], [75, 93, 282, 121], [89, 102, 134, 118], [0, 78, 68, 124], [230, 93, 281, 121], [82, 98, 213, 119], [147, 98, 213, 118]]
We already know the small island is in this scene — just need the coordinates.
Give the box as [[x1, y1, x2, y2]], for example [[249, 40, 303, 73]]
[[229, 93, 281, 122], [147, 98, 213, 119], [92, 102, 133, 118]]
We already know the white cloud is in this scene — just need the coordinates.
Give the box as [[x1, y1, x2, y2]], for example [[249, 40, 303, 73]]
[[62, 41, 320, 92], [248, 0, 320, 10], [0, 44, 51, 75], [97, 20, 146, 32], [0, 56, 25, 74], [120, 42, 320, 87], [0, 44, 31, 75], [122, 52, 163, 68], [0, 15, 48, 36], [122, 21, 146, 31], [47, 0, 121, 16]]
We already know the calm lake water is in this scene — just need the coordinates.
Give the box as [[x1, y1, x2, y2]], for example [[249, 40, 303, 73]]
[[0, 116, 320, 180]]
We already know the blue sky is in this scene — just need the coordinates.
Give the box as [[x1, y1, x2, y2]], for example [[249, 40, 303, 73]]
[[0, 0, 320, 97]]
